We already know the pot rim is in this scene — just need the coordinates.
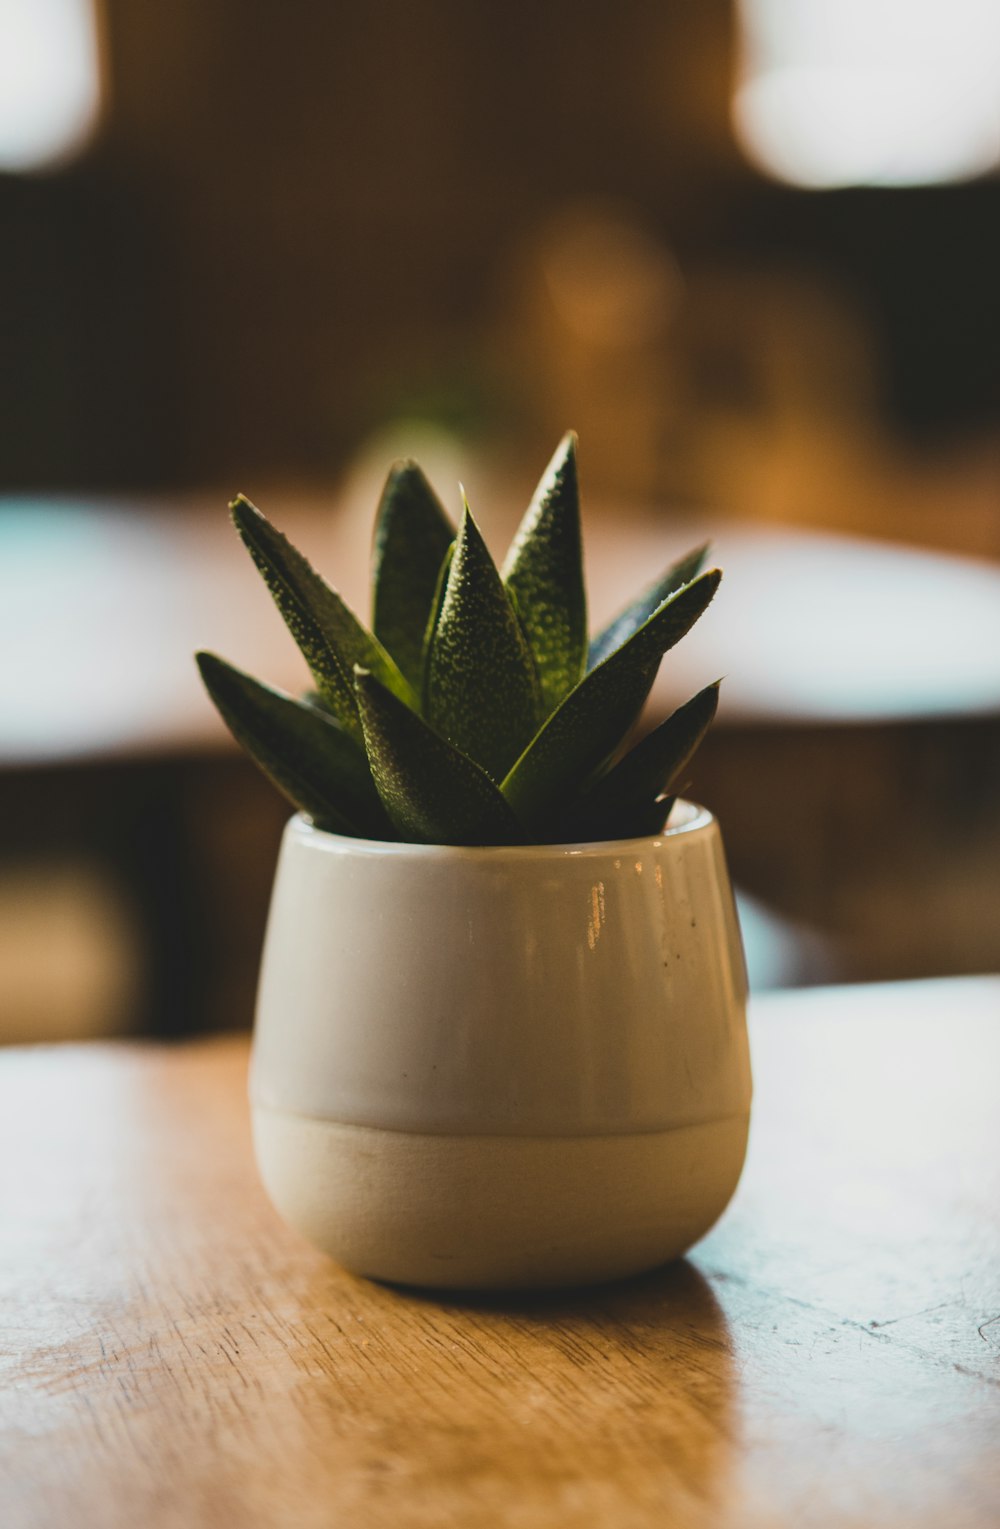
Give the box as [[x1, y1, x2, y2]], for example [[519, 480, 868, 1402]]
[[287, 797, 715, 861]]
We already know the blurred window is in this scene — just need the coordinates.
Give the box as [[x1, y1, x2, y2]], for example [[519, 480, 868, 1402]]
[[733, 0, 1000, 188], [0, 0, 102, 172]]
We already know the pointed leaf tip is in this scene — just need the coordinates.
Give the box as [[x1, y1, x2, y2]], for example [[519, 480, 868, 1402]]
[[424, 502, 541, 780], [503, 569, 720, 827], [371, 460, 455, 693], [502, 433, 587, 715], [551, 681, 721, 843], [589, 541, 713, 671], [231, 494, 415, 739]]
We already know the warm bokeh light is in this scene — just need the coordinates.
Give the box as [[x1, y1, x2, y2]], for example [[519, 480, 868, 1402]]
[[733, 0, 1000, 188], [0, 0, 101, 171]]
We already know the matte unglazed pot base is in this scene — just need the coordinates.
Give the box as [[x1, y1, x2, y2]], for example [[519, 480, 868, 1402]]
[[252, 1106, 750, 1290]]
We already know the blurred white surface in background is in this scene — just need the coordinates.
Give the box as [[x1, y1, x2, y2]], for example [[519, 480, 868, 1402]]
[[0, 0, 101, 171], [734, 0, 1000, 187]]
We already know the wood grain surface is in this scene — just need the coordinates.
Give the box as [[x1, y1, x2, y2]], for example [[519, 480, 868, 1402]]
[[1, 978, 998, 1528]]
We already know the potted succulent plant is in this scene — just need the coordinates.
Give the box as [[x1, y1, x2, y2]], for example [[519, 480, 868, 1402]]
[[197, 434, 751, 1290]]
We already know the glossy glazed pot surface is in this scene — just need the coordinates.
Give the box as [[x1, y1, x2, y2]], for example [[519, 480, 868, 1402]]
[[250, 804, 751, 1288], [252, 804, 749, 1139]]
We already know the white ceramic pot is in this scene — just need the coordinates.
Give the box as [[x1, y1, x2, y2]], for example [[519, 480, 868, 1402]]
[[250, 801, 751, 1290]]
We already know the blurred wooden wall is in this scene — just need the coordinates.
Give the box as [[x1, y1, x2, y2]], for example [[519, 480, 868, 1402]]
[[0, 1, 735, 491], [0, 2, 995, 507]]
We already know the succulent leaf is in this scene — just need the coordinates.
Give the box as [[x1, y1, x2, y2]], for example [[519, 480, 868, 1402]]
[[548, 683, 720, 843], [196, 652, 391, 838], [501, 432, 586, 714], [572, 793, 678, 842], [371, 461, 455, 691], [588, 542, 710, 671], [626, 795, 678, 839], [199, 441, 725, 847], [419, 541, 455, 702], [231, 495, 415, 741], [355, 668, 524, 846], [424, 502, 541, 780], [502, 570, 721, 828]]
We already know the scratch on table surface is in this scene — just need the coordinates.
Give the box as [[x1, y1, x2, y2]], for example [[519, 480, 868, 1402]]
[[977, 1315, 1000, 1346], [867, 1302, 955, 1330]]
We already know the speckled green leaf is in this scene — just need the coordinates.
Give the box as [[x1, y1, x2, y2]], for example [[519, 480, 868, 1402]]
[[372, 462, 455, 692], [231, 496, 415, 742], [588, 542, 710, 671], [502, 571, 721, 829], [425, 503, 541, 780], [355, 669, 524, 846], [501, 432, 586, 715], [196, 652, 391, 838], [548, 682, 720, 843], [418, 541, 454, 698]]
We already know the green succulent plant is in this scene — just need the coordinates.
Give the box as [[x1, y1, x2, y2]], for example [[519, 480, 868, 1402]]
[[196, 434, 721, 846]]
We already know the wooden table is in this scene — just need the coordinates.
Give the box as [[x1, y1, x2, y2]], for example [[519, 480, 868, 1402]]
[[2, 977, 998, 1528]]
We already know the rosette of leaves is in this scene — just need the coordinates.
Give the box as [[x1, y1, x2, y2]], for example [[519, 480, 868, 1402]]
[[196, 434, 721, 846]]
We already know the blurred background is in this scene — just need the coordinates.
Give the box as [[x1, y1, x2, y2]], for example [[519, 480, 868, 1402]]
[[1, 0, 998, 1041]]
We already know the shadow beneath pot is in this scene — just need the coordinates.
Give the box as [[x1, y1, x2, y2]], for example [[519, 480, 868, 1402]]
[[395, 1253, 728, 1326]]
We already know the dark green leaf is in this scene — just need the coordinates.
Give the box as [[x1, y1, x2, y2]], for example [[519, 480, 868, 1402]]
[[574, 794, 677, 843], [502, 571, 721, 828], [632, 795, 678, 838], [231, 495, 415, 742], [549, 683, 720, 843], [196, 652, 392, 838], [355, 669, 525, 846], [419, 541, 454, 704], [588, 542, 710, 670], [371, 461, 455, 691], [501, 432, 586, 714], [424, 502, 541, 780]]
